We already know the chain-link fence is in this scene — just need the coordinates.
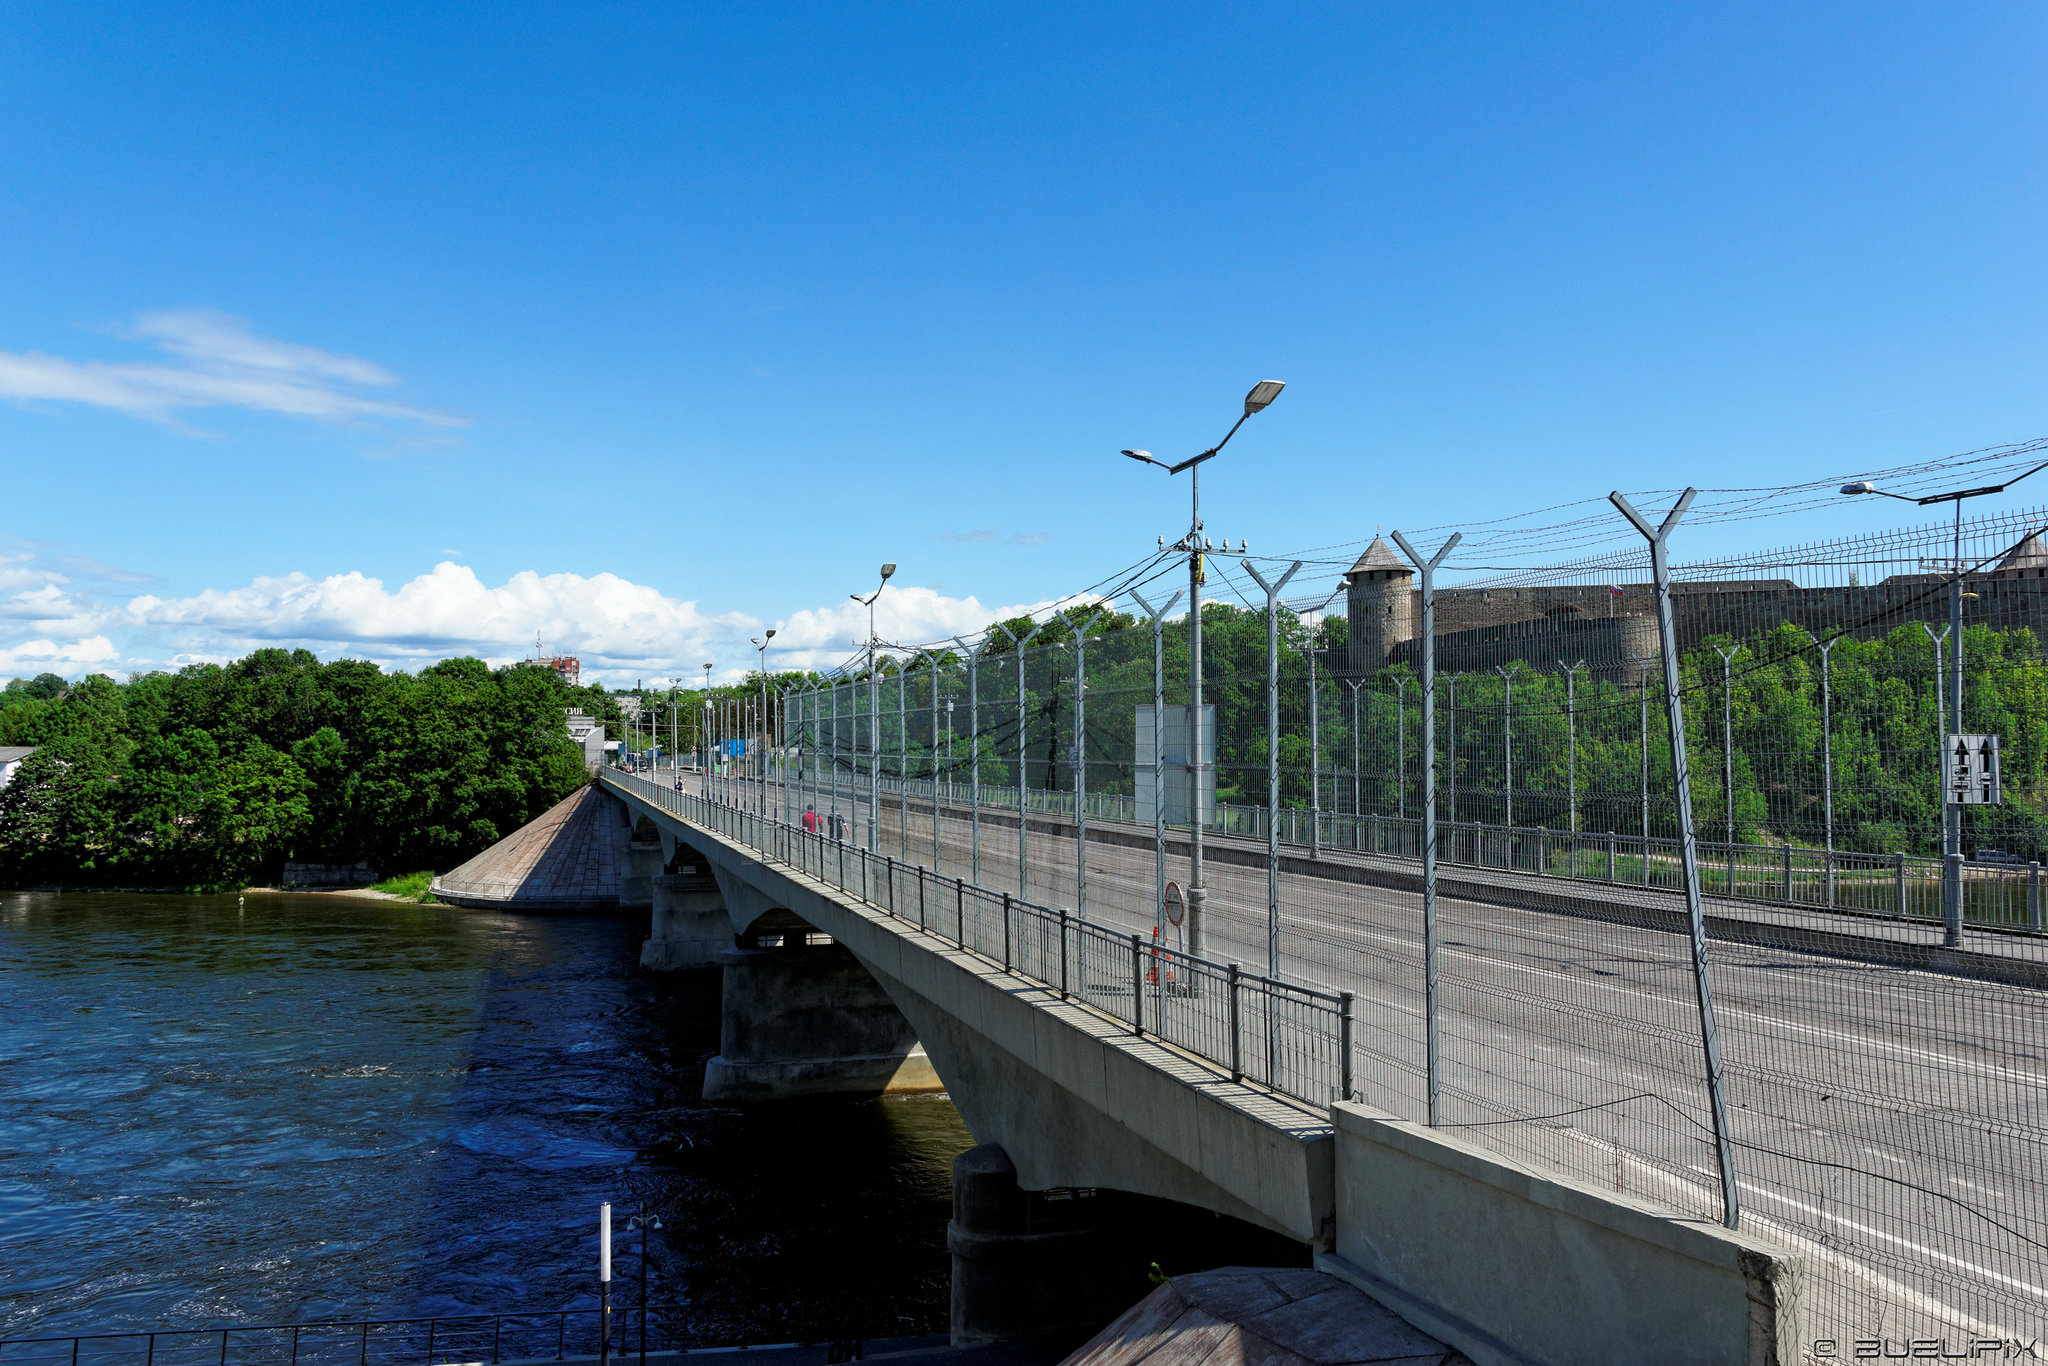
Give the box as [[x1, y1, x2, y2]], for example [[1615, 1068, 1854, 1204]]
[[757, 493, 2048, 1352]]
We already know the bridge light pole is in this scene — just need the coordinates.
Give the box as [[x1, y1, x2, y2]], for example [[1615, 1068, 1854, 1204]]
[[1122, 379, 1284, 961], [701, 663, 713, 783], [853, 564, 896, 850], [1842, 458, 2048, 943], [755, 630, 776, 815]]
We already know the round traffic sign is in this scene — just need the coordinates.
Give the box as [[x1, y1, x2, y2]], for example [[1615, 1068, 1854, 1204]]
[[1163, 881, 1184, 927]]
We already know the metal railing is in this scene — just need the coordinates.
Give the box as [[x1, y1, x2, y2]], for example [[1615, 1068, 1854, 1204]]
[[0, 1306, 692, 1366], [603, 769, 1356, 1109], [820, 770, 2047, 935]]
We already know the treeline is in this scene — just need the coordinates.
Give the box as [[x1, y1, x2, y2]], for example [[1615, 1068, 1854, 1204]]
[[0, 651, 622, 889], [777, 606, 2048, 860]]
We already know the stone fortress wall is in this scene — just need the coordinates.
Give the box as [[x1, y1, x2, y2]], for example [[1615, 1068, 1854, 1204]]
[[1339, 533, 2048, 676]]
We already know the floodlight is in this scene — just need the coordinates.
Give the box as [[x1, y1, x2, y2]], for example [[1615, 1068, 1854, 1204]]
[[1244, 380, 1285, 414]]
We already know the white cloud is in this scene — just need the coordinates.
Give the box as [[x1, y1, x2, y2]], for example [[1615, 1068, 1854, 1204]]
[[120, 562, 754, 672], [0, 636, 118, 676], [0, 310, 463, 432], [0, 553, 1092, 688], [766, 585, 1074, 671]]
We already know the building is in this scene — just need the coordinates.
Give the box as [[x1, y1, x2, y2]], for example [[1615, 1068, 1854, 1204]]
[[0, 746, 35, 789], [565, 709, 606, 771], [534, 654, 580, 687]]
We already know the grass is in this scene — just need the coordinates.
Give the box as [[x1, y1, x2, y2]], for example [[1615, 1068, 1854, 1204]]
[[369, 870, 437, 903]]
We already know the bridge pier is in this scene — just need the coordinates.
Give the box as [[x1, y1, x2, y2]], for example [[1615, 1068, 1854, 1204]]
[[702, 911, 944, 1102], [640, 864, 730, 971], [947, 1145, 1127, 1347], [617, 830, 665, 909]]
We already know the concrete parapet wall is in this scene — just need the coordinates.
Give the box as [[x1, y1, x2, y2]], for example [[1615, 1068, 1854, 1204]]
[[1318, 1102, 1800, 1366]]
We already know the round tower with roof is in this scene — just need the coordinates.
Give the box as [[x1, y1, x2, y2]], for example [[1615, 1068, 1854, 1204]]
[[1344, 535, 1415, 674]]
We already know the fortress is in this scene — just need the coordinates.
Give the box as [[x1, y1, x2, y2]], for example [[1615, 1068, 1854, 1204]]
[[1338, 531, 2048, 675]]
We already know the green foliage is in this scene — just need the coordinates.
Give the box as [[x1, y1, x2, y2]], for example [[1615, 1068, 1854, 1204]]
[[369, 869, 438, 902], [0, 650, 594, 889], [789, 605, 2048, 863]]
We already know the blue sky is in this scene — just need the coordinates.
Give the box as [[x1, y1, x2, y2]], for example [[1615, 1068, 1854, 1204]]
[[4, 4, 2045, 683]]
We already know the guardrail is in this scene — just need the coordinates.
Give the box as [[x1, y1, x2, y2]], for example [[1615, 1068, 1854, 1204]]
[[604, 770, 1355, 1109], [774, 766, 2047, 935], [0, 1305, 692, 1366]]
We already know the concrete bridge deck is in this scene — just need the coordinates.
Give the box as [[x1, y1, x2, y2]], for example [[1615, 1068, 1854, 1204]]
[[623, 767, 2043, 1355]]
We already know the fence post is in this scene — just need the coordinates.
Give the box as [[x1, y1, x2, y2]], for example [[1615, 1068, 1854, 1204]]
[[1131, 934, 1144, 1036], [1243, 560, 1302, 978], [1946, 853, 1965, 938], [1002, 892, 1012, 970], [1607, 831, 1616, 882], [1132, 589, 1182, 944], [1058, 908, 1070, 999], [1896, 852, 1908, 920], [1227, 961, 1244, 1083], [1338, 990, 1356, 1103], [955, 635, 986, 884], [1783, 843, 1793, 903], [1611, 487, 1739, 1231], [995, 620, 1044, 901], [1392, 530, 1459, 1129]]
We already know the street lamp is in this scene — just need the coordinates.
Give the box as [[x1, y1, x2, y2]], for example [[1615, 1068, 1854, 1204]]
[[1121, 379, 1285, 959], [753, 630, 777, 813], [1841, 456, 2048, 942], [625, 1207, 662, 1366], [852, 564, 897, 849]]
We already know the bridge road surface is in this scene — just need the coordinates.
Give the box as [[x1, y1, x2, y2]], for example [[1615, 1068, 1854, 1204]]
[[673, 767, 2048, 1340]]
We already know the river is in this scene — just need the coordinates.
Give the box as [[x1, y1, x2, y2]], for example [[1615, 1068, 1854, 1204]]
[[0, 891, 973, 1344]]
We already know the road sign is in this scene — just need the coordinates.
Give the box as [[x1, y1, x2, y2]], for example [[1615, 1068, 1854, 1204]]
[[1945, 733, 2002, 805], [1163, 881, 1184, 927]]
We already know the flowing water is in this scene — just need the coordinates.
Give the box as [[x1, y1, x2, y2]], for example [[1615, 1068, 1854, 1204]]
[[0, 891, 973, 1343]]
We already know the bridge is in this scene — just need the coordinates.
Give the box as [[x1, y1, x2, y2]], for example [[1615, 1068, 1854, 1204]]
[[590, 766, 1840, 1366]]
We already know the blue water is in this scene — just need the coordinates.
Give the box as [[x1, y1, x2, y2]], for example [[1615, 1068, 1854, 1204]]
[[0, 892, 971, 1342]]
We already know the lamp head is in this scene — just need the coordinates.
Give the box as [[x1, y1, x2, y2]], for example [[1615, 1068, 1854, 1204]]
[[1244, 380, 1285, 414], [1840, 481, 1877, 496], [765, 628, 776, 640], [880, 563, 897, 581], [1122, 449, 1153, 463]]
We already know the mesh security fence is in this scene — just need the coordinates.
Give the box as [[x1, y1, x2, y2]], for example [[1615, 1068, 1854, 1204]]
[[761, 495, 2048, 1350]]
